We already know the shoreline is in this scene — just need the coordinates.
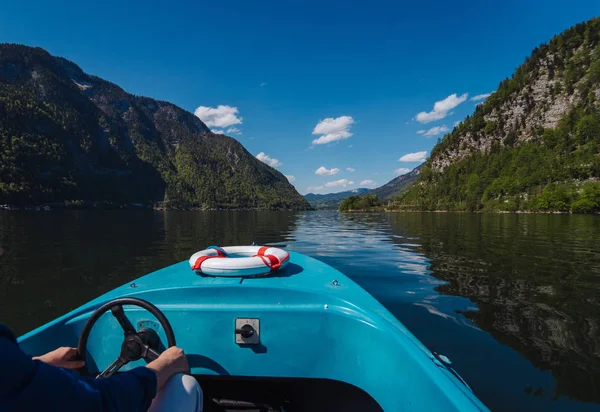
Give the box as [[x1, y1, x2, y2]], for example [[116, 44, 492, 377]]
[[2, 203, 596, 214], [0, 203, 312, 212], [338, 208, 600, 215]]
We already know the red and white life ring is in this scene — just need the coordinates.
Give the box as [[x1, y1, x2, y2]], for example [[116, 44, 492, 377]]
[[189, 245, 290, 277]]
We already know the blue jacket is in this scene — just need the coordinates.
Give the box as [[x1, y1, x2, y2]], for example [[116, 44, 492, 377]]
[[0, 324, 157, 411]]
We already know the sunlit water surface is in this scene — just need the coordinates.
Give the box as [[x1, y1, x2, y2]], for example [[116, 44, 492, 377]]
[[1, 210, 600, 411]]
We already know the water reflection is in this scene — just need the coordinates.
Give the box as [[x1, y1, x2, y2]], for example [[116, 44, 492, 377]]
[[1, 210, 600, 411], [287, 212, 600, 410], [384, 213, 600, 407], [0, 210, 299, 334]]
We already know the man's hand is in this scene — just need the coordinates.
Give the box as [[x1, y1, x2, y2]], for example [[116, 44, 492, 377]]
[[146, 346, 189, 391], [33, 347, 85, 369]]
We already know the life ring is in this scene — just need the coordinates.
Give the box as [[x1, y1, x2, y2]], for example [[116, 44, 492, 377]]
[[189, 245, 290, 277]]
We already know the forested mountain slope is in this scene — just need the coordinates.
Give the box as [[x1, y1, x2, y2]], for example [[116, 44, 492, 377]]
[[0, 44, 310, 209], [399, 18, 600, 213], [369, 164, 422, 200]]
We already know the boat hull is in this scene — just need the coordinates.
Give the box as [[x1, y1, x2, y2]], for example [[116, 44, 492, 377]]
[[18, 252, 488, 411]]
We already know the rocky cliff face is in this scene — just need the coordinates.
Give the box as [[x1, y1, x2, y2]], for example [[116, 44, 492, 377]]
[[0, 44, 311, 210], [401, 18, 600, 212], [432, 24, 600, 172]]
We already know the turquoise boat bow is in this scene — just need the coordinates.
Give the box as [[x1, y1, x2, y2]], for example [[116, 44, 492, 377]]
[[18, 250, 489, 411]]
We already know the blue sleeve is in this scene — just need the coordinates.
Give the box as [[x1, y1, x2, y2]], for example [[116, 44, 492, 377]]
[[0, 324, 157, 412]]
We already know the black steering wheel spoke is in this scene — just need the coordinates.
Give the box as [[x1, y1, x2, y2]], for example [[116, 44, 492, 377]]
[[143, 346, 161, 362], [77, 298, 176, 378], [111, 305, 136, 335], [98, 357, 128, 378]]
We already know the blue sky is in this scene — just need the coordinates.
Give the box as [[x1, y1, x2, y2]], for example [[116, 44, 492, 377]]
[[1, 0, 599, 194]]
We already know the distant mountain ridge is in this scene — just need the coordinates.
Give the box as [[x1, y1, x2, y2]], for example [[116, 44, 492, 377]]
[[303, 165, 422, 209], [304, 188, 370, 209], [0, 44, 311, 210], [369, 164, 422, 200]]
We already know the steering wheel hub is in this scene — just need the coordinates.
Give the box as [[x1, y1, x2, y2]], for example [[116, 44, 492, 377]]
[[123, 336, 143, 360]]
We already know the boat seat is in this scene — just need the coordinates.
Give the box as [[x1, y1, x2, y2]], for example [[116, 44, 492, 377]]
[[207, 398, 281, 412], [196, 375, 383, 412]]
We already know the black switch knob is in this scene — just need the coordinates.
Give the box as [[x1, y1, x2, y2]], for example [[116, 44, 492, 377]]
[[235, 324, 255, 338]]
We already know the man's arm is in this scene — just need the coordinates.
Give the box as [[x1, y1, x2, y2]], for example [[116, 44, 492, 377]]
[[0, 325, 157, 412]]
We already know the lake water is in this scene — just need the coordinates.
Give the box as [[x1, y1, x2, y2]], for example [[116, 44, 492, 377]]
[[1, 210, 600, 411]]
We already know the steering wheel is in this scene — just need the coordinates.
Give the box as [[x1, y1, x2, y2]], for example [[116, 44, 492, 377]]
[[77, 297, 176, 378]]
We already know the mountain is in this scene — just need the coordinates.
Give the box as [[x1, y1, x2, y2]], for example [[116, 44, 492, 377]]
[[304, 165, 422, 209], [0, 44, 310, 210], [369, 164, 423, 200], [304, 188, 369, 209], [398, 18, 600, 213]]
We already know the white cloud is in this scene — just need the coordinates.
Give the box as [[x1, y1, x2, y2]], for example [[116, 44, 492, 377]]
[[416, 93, 468, 123], [360, 180, 376, 186], [422, 125, 449, 137], [346, 167, 355, 172], [312, 115, 355, 145], [399, 151, 427, 162], [454, 121, 460, 127], [194, 105, 243, 128], [211, 129, 224, 134], [226, 127, 242, 135], [471, 93, 492, 101], [260, 82, 267, 87], [315, 166, 340, 176], [395, 168, 411, 175], [325, 179, 354, 188], [285, 175, 296, 182], [256, 152, 282, 167], [416, 130, 426, 135]]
